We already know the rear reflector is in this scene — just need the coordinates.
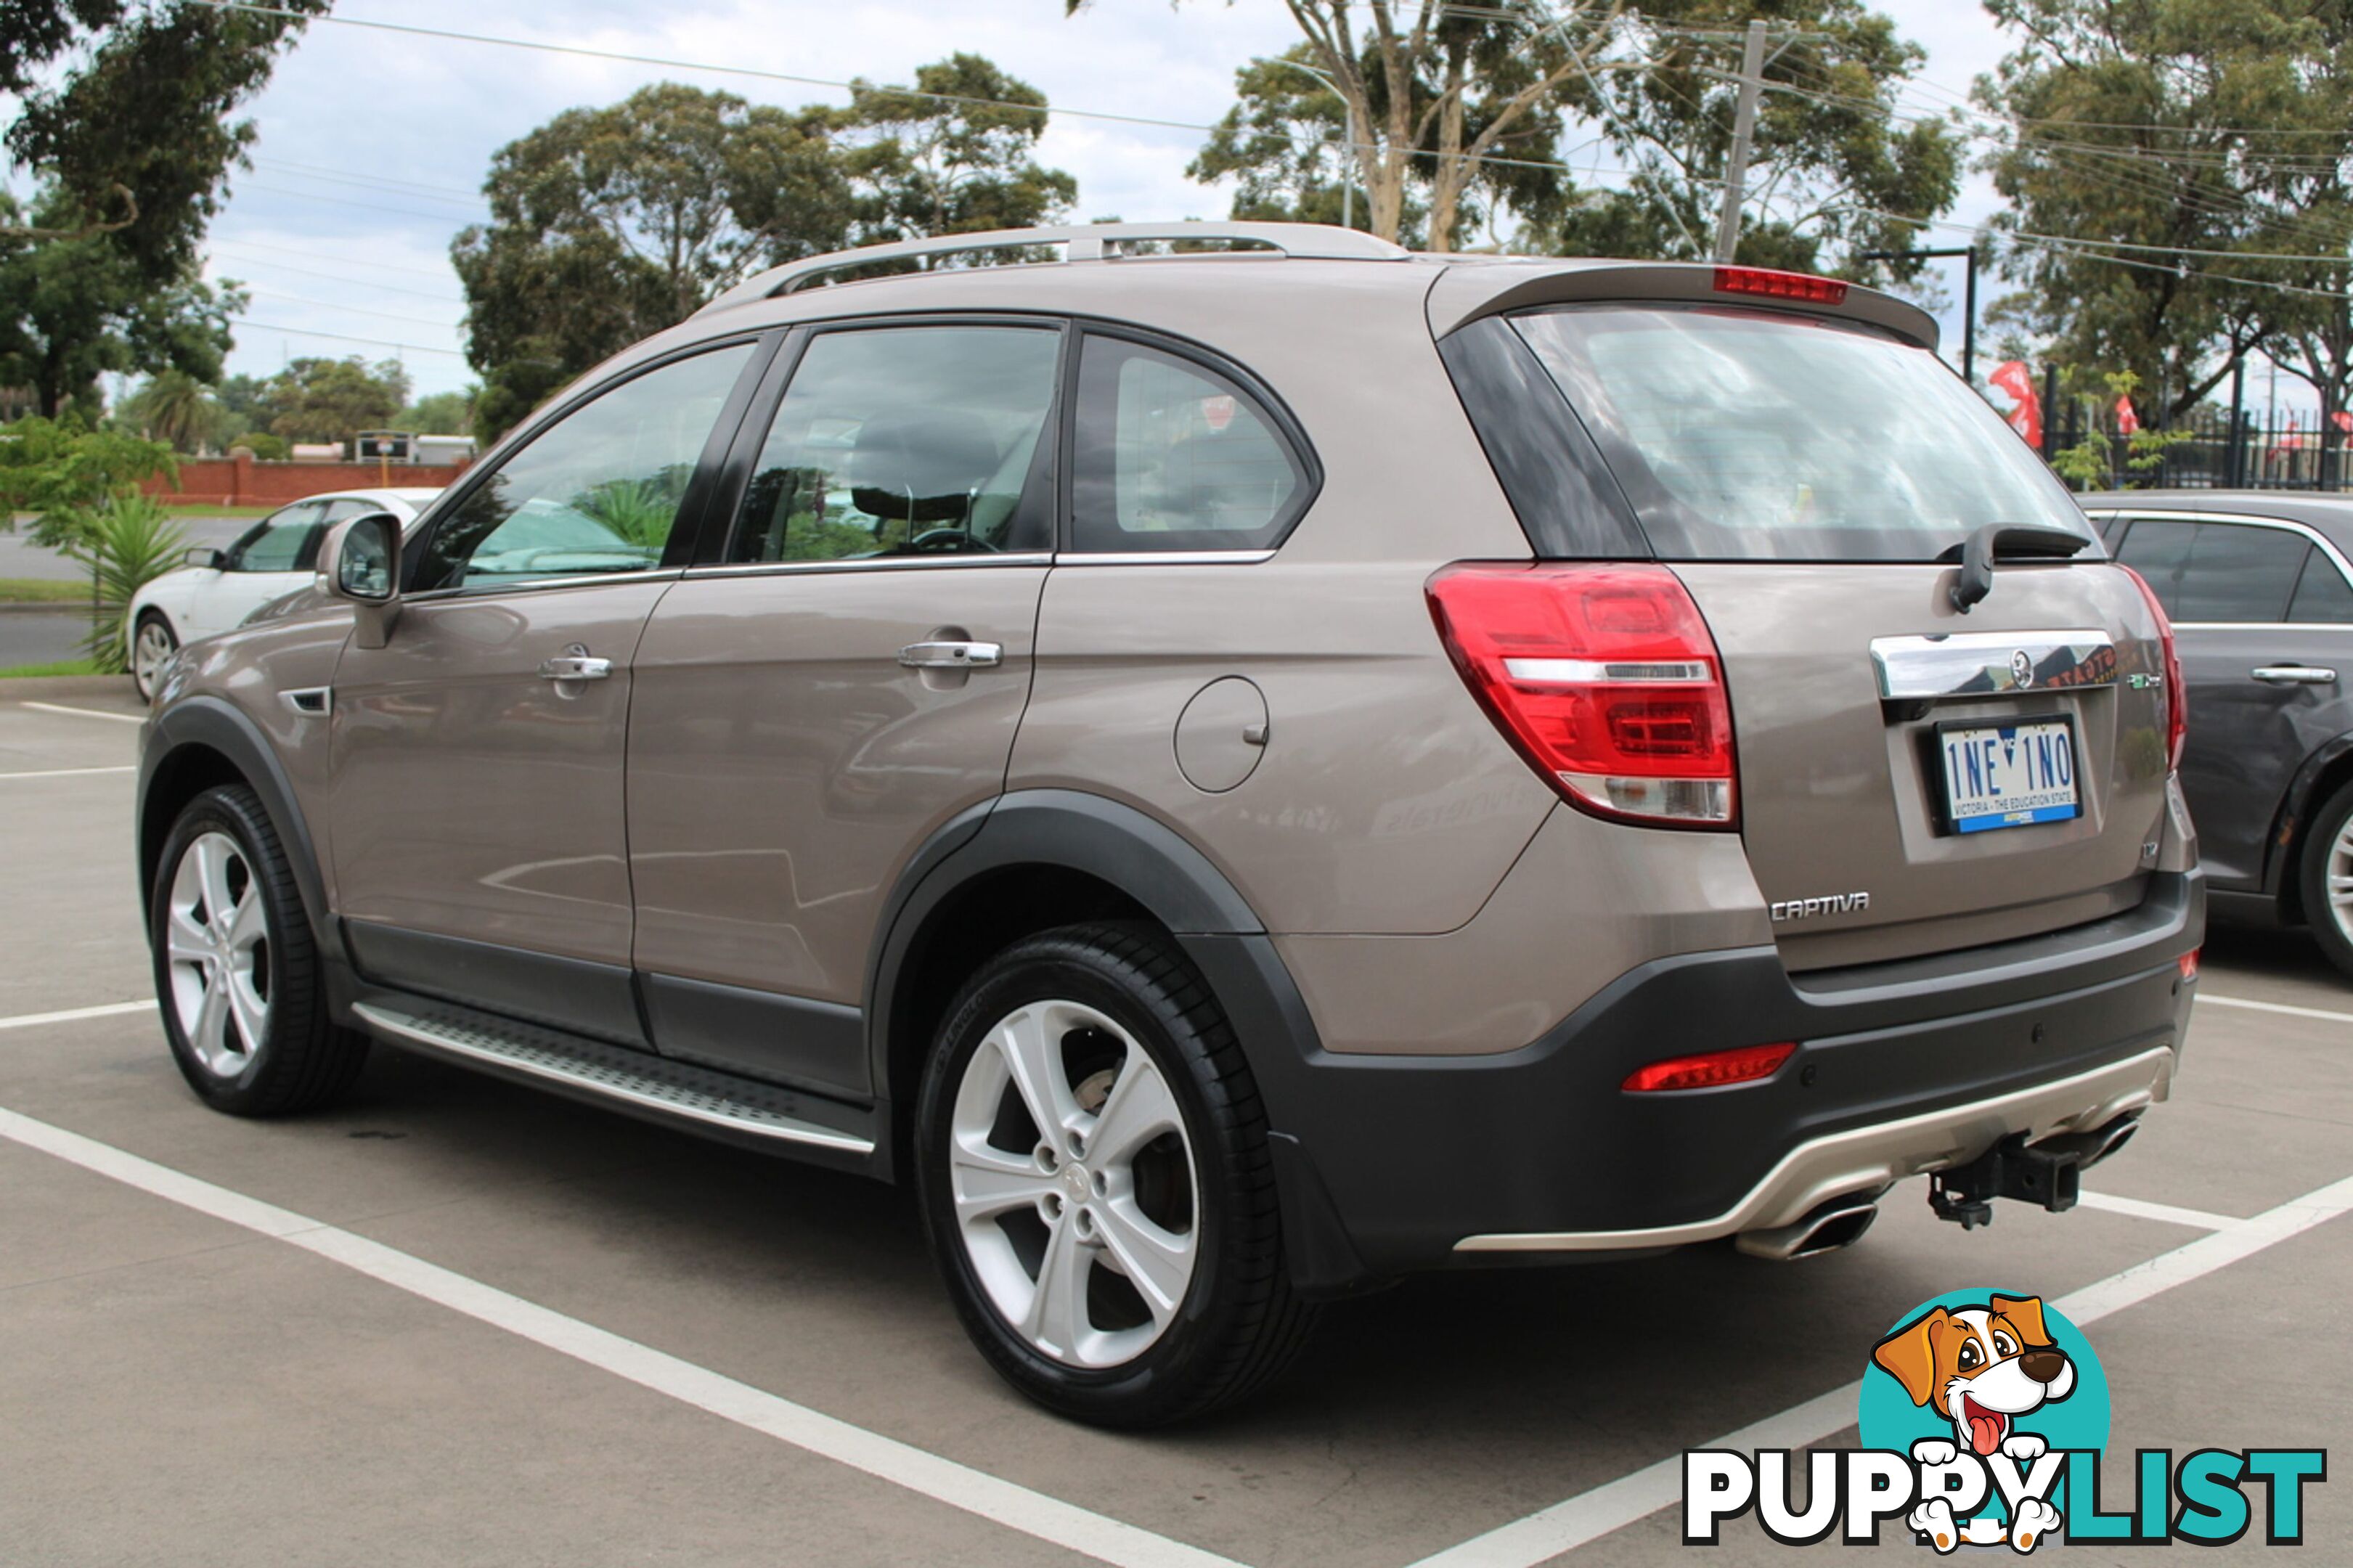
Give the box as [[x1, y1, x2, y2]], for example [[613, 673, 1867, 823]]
[[1623, 1042, 1795, 1093], [2179, 949, 2201, 981], [1713, 266, 1848, 304], [1427, 563, 1738, 828], [2120, 565, 2187, 772]]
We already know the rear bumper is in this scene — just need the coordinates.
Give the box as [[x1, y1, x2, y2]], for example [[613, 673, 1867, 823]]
[[1191, 870, 2202, 1288]]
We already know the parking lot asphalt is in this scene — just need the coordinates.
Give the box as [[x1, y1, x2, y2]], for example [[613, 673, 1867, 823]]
[[2, 690, 2344, 1566]]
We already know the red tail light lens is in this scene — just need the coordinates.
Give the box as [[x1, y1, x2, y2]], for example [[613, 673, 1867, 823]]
[[1623, 1042, 1795, 1093], [1713, 266, 1847, 304], [2120, 565, 2187, 772], [2179, 948, 2200, 981], [1426, 562, 1738, 828]]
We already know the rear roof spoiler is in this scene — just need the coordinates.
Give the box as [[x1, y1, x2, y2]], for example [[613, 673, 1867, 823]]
[[1424, 259, 1938, 351]]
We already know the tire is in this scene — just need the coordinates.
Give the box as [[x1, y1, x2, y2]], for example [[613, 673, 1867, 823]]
[[150, 783, 369, 1115], [914, 922, 1316, 1426], [2300, 777, 2353, 982], [131, 612, 176, 703]]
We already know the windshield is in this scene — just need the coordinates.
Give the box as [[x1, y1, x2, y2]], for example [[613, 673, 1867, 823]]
[[1512, 306, 2096, 563]]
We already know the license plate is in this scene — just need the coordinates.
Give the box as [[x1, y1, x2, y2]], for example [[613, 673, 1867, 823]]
[[1936, 718, 2081, 835]]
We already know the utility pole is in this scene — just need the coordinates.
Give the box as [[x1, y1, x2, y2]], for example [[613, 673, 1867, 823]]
[[1713, 19, 1768, 264]]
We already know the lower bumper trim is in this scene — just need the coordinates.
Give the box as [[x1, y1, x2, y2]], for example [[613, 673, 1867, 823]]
[[1452, 1042, 2173, 1254]]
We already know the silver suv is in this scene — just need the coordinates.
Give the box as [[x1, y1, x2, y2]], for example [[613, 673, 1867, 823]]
[[136, 222, 2203, 1426]]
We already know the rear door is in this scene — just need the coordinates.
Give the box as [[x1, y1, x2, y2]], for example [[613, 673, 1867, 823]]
[[1506, 303, 2172, 969], [626, 319, 1063, 1097], [2113, 512, 2353, 890]]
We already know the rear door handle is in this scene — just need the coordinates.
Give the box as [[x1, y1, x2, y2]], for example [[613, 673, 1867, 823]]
[[898, 640, 1002, 670], [2251, 665, 2338, 685], [538, 647, 613, 682]]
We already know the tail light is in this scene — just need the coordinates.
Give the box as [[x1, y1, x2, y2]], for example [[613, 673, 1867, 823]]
[[2120, 565, 2187, 772], [1713, 266, 1847, 305], [1623, 1041, 1794, 1093], [1426, 562, 1738, 828]]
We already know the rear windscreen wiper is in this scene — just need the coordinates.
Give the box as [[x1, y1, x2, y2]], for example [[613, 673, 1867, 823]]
[[1939, 523, 2091, 613]]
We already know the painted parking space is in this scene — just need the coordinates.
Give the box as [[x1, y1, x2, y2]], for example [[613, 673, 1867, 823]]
[[3, 698, 2344, 1565]]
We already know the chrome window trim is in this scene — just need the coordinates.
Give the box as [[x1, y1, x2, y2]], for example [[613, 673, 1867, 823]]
[[682, 552, 1053, 581], [1055, 549, 1276, 567], [1870, 628, 2116, 701], [2111, 508, 2353, 624], [400, 568, 684, 605]]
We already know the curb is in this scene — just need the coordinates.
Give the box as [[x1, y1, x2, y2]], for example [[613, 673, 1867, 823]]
[[2, 674, 142, 702]]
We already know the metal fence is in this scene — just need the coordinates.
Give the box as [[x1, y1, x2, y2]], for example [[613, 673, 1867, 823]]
[[2041, 401, 2353, 493]]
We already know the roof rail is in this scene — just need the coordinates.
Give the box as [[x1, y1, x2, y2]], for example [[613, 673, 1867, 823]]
[[697, 221, 1411, 316]]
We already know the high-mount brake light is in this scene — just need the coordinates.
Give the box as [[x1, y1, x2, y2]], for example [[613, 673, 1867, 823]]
[[1622, 1042, 1795, 1093], [1426, 562, 1739, 828], [2120, 565, 2187, 772], [1713, 266, 1848, 305]]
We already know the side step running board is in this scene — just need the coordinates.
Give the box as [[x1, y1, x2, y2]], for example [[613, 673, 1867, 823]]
[[352, 999, 877, 1161]]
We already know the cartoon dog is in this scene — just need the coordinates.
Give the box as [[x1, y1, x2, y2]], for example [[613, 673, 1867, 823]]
[[1872, 1295, 2076, 1553]]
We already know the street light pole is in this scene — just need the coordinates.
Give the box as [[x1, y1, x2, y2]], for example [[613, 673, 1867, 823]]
[[1260, 55, 1355, 231], [1859, 245, 1980, 388]]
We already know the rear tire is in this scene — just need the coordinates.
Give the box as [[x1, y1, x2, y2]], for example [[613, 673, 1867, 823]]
[[914, 922, 1315, 1426], [2300, 777, 2353, 983], [150, 784, 369, 1114]]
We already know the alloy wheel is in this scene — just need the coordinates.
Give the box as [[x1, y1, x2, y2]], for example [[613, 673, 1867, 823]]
[[2329, 817, 2353, 944], [946, 998, 1199, 1368], [133, 620, 174, 701], [164, 830, 272, 1077]]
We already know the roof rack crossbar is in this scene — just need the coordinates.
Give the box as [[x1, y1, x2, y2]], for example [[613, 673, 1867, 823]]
[[698, 221, 1411, 315]]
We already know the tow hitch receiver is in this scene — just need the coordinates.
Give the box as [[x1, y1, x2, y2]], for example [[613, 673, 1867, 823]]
[[1928, 1116, 2141, 1229]]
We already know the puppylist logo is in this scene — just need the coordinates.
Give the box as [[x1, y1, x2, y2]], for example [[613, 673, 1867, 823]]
[[1684, 1289, 2328, 1551]]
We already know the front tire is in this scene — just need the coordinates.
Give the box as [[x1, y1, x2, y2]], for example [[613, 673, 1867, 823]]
[[151, 784, 368, 1114], [131, 612, 176, 703], [914, 923, 1315, 1426]]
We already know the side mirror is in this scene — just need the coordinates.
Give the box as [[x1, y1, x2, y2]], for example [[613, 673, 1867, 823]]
[[184, 545, 226, 571], [319, 510, 402, 648]]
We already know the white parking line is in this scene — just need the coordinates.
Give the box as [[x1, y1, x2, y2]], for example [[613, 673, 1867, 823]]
[[2197, 991, 2353, 1026], [17, 700, 143, 724], [0, 1103, 1244, 1568], [0, 1000, 154, 1032], [1406, 1169, 2353, 1568], [2073, 1189, 2241, 1230], [0, 765, 136, 780]]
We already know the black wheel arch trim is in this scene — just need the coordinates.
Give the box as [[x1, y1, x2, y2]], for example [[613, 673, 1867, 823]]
[[138, 695, 340, 963], [2271, 732, 2353, 909]]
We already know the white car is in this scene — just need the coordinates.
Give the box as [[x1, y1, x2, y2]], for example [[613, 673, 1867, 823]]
[[129, 488, 441, 700]]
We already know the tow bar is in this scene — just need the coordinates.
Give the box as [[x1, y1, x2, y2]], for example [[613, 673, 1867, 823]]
[[1928, 1115, 2142, 1230]]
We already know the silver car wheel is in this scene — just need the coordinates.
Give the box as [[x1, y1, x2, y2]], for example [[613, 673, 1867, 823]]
[[132, 618, 174, 701], [2328, 817, 2353, 940], [947, 999, 1199, 1369], [163, 830, 272, 1078]]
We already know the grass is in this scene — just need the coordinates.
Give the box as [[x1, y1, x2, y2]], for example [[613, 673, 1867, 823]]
[[0, 578, 91, 604], [160, 504, 272, 520], [0, 657, 103, 679]]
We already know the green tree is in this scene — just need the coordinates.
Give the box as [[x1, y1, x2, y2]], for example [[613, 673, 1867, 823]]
[[1188, 47, 1425, 239], [833, 54, 1077, 240], [0, 410, 181, 669], [4, 0, 326, 282], [1551, 1, 1960, 277], [398, 387, 477, 436], [453, 82, 852, 442], [119, 368, 226, 453], [0, 184, 241, 417], [259, 356, 411, 447], [1977, 0, 2353, 422], [1085, 0, 1610, 250]]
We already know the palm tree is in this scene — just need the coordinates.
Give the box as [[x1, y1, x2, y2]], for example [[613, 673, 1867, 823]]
[[122, 371, 221, 454]]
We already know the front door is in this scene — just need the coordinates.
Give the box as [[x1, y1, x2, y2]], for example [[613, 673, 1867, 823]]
[[329, 340, 764, 1043], [627, 320, 1065, 1095], [2113, 512, 2353, 889]]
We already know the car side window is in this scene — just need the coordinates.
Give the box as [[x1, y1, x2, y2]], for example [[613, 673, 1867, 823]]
[[1070, 335, 1308, 553], [227, 502, 325, 573], [2176, 522, 2308, 622], [2113, 519, 2193, 615], [727, 325, 1060, 563], [2288, 549, 2353, 623], [415, 343, 756, 592]]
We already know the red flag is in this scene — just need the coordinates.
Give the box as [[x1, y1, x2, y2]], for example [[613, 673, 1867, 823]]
[[2332, 410, 2352, 434], [1987, 361, 2042, 448], [2115, 395, 2140, 436]]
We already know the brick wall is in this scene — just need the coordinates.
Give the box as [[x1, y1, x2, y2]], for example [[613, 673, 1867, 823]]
[[146, 452, 472, 507]]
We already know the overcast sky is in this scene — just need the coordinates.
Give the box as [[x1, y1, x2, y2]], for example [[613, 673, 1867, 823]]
[[165, 1, 2018, 404]]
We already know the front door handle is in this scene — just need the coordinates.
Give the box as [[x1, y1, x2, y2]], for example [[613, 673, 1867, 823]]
[[898, 640, 1003, 670], [2251, 664, 2338, 685], [538, 645, 613, 682]]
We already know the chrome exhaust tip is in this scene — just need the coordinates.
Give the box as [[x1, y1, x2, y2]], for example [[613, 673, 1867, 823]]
[[1734, 1195, 1881, 1262]]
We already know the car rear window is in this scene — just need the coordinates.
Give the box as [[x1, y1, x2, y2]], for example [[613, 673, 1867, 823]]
[[1508, 305, 2096, 563]]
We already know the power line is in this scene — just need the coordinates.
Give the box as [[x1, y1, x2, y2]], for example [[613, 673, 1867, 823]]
[[211, 236, 459, 280], [232, 285, 462, 331], [227, 317, 468, 356], [205, 250, 465, 304]]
